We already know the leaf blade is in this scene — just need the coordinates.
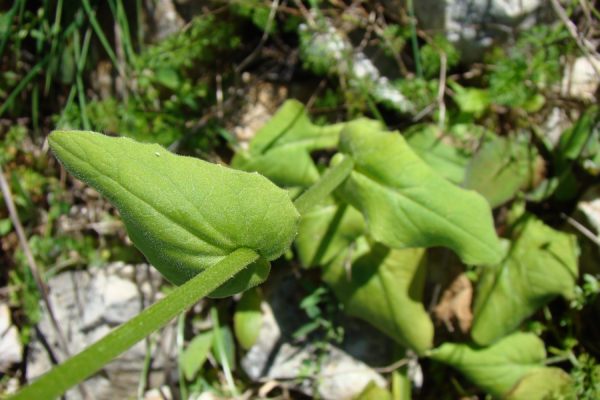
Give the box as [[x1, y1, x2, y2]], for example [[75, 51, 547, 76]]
[[471, 213, 579, 345], [323, 239, 434, 354], [336, 121, 502, 265], [49, 130, 300, 293], [431, 332, 548, 398]]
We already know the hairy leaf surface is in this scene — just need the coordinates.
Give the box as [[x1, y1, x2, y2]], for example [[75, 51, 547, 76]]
[[336, 121, 502, 265], [471, 214, 578, 344], [49, 130, 300, 296], [323, 238, 433, 354]]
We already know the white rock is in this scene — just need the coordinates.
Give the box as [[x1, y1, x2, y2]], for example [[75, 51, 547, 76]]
[[562, 57, 600, 101], [0, 303, 22, 372], [414, 0, 547, 62], [150, 0, 185, 41], [144, 386, 173, 400], [241, 272, 390, 400], [26, 263, 175, 399], [579, 186, 600, 236], [300, 21, 414, 113]]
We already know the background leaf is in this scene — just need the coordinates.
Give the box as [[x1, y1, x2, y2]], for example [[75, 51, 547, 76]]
[[180, 331, 214, 381], [336, 121, 502, 265], [295, 200, 365, 268], [464, 135, 541, 208], [505, 367, 573, 400], [355, 381, 393, 400], [404, 124, 469, 184], [212, 325, 236, 372], [554, 105, 599, 173], [471, 213, 579, 345], [231, 99, 345, 187], [323, 238, 433, 354], [233, 287, 263, 350], [431, 332, 549, 398], [49, 130, 300, 295]]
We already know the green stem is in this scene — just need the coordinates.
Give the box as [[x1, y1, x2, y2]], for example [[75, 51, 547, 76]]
[[176, 314, 189, 400], [0, 56, 49, 118], [294, 155, 354, 215], [10, 248, 259, 400], [80, 0, 120, 68], [406, 0, 422, 78]]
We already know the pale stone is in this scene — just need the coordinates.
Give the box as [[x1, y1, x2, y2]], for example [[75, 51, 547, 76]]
[[414, 0, 547, 62], [0, 303, 22, 372], [562, 57, 600, 101]]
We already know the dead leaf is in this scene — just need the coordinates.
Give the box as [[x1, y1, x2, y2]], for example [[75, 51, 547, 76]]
[[434, 273, 473, 333]]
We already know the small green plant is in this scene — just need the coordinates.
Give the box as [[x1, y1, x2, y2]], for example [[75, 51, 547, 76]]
[[487, 25, 572, 110], [10, 100, 589, 399]]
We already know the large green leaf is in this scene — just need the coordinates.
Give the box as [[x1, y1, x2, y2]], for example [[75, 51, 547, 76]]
[[323, 238, 433, 354], [295, 200, 365, 268], [231, 99, 345, 187], [464, 135, 540, 208], [335, 121, 502, 265], [404, 124, 469, 183], [430, 332, 550, 398], [472, 213, 578, 345], [49, 131, 300, 296]]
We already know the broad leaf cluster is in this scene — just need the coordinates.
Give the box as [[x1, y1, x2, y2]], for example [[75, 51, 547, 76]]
[[47, 99, 587, 399]]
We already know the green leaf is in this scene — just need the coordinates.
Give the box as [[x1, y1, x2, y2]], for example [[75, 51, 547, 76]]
[[231, 100, 345, 187], [404, 124, 469, 183], [323, 238, 433, 355], [505, 367, 573, 400], [448, 81, 490, 118], [233, 287, 263, 350], [430, 332, 549, 398], [180, 331, 214, 381], [335, 121, 502, 265], [472, 213, 578, 345], [555, 105, 599, 173], [233, 146, 321, 188], [464, 135, 540, 208], [0, 218, 12, 236], [49, 130, 300, 296], [295, 201, 365, 268], [355, 381, 393, 400], [212, 325, 236, 371]]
